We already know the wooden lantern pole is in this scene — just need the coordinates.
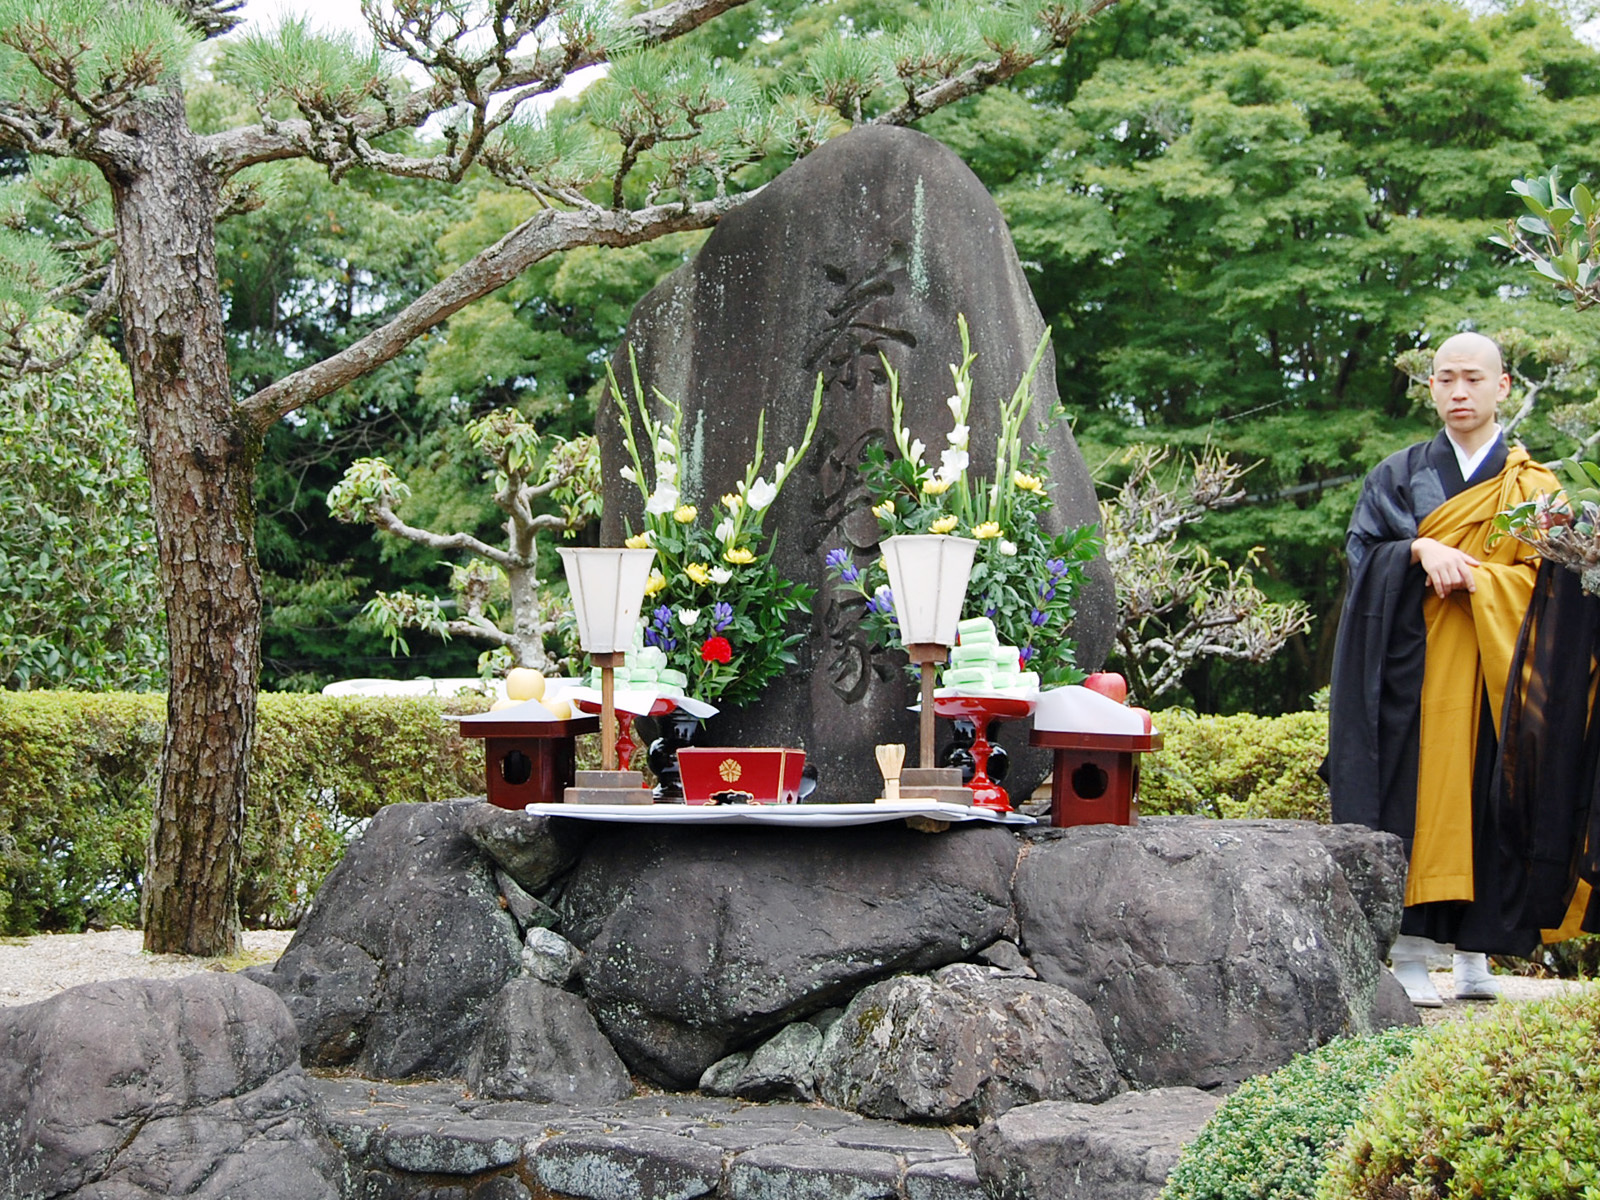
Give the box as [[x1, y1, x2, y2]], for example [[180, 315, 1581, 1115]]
[[591, 651, 625, 771], [906, 643, 946, 769]]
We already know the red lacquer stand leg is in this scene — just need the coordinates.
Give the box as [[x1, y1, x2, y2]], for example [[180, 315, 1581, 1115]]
[[967, 711, 1011, 813], [616, 711, 637, 773]]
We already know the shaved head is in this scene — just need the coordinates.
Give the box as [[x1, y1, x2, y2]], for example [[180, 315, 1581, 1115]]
[[1432, 332, 1504, 377]]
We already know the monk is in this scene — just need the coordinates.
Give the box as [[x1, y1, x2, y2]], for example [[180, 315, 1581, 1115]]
[[1325, 332, 1560, 1006]]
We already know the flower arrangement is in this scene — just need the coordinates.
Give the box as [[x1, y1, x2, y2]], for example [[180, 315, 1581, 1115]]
[[824, 317, 1100, 687], [607, 350, 823, 705]]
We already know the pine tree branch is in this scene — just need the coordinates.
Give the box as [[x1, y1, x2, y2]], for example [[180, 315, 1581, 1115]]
[[204, 0, 756, 178], [239, 193, 744, 432], [365, 502, 525, 569]]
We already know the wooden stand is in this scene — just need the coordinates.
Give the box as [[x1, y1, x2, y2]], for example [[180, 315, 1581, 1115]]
[[1029, 729, 1163, 826], [457, 713, 599, 809]]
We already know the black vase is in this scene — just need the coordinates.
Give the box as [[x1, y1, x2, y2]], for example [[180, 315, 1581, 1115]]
[[940, 718, 1009, 783], [647, 710, 703, 803]]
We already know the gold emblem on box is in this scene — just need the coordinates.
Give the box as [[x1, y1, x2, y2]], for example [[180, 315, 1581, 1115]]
[[718, 758, 743, 782]]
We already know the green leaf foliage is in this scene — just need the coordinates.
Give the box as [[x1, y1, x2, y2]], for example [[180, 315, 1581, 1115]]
[[0, 311, 165, 691], [1162, 1027, 1426, 1200], [0, 690, 490, 934], [1318, 986, 1600, 1200], [1140, 708, 1329, 821]]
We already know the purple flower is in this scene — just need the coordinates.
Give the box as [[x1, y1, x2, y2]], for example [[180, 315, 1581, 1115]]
[[1029, 608, 1048, 627], [866, 586, 895, 616], [712, 601, 733, 632], [1046, 557, 1068, 578], [841, 564, 861, 583], [652, 605, 673, 626], [984, 606, 997, 620], [1020, 645, 1036, 664], [825, 548, 850, 570], [1038, 581, 1057, 601], [645, 605, 678, 652]]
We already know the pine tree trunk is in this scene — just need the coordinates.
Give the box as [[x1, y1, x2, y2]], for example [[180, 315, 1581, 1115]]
[[108, 90, 261, 957]]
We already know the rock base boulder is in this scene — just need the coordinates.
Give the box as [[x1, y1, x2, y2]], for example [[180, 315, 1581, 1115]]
[[0, 975, 341, 1198], [972, 1089, 1224, 1200]]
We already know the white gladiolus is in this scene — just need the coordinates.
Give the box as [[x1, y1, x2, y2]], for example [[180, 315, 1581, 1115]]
[[947, 423, 969, 449], [657, 458, 678, 484], [645, 484, 680, 515], [619, 465, 637, 483], [709, 567, 732, 585], [908, 438, 926, 465], [746, 477, 779, 511], [656, 435, 675, 459], [714, 518, 734, 542], [939, 447, 968, 481], [946, 394, 962, 417]]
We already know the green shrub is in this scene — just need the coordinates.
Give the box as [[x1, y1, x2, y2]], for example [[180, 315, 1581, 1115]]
[[1142, 709, 1330, 822], [1319, 986, 1600, 1199], [1161, 1027, 1425, 1200], [0, 691, 489, 934]]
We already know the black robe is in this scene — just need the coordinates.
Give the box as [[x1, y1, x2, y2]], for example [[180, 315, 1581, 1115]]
[[1325, 430, 1542, 953]]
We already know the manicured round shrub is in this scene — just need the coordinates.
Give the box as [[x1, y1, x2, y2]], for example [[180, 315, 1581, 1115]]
[[1318, 987, 1600, 1199], [1161, 1027, 1425, 1200], [1141, 709, 1330, 822]]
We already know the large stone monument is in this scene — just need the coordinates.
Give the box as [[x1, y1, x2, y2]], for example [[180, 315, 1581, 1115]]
[[599, 125, 1115, 795]]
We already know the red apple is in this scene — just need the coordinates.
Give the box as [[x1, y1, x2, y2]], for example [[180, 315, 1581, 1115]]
[[1131, 706, 1154, 733], [1082, 672, 1129, 704]]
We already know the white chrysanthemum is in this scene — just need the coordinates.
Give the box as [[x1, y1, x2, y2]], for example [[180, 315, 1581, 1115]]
[[678, 609, 701, 627], [999, 540, 1018, 557], [709, 567, 732, 585]]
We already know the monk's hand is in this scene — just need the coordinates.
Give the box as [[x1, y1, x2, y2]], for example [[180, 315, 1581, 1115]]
[[1412, 537, 1480, 597]]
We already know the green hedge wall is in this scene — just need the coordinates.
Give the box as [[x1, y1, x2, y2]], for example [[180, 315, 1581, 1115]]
[[1141, 709, 1330, 823], [0, 691, 489, 935]]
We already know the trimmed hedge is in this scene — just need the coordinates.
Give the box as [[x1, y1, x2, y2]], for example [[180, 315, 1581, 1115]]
[[1318, 985, 1600, 1199], [1142, 709, 1330, 823], [1161, 1026, 1425, 1200], [0, 691, 489, 934]]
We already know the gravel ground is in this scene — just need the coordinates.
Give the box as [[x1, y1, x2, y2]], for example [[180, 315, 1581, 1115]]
[[0, 929, 294, 1007]]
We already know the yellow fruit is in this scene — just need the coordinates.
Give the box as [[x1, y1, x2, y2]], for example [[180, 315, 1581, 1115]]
[[544, 697, 572, 720], [506, 667, 546, 702], [490, 697, 518, 711]]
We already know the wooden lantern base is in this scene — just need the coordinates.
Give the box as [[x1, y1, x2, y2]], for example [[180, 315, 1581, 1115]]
[[564, 769, 652, 805]]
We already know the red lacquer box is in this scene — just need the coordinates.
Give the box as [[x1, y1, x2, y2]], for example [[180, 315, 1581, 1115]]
[[677, 747, 806, 805]]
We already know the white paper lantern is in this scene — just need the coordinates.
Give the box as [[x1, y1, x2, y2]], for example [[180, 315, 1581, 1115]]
[[558, 547, 657, 654], [879, 534, 978, 646]]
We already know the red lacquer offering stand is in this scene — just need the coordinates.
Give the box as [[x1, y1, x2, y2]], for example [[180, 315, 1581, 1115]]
[[574, 695, 677, 775], [1028, 728, 1163, 827], [933, 694, 1037, 813]]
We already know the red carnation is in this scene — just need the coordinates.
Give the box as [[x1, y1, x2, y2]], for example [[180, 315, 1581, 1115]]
[[701, 636, 733, 664]]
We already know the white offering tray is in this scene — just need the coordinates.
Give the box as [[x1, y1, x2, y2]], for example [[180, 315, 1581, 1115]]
[[1032, 685, 1148, 735], [522, 800, 1034, 827], [566, 687, 718, 719]]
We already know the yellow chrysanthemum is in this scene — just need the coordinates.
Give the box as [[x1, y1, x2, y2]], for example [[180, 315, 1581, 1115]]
[[871, 499, 896, 520], [973, 521, 1003, 539], [921, 477, 952, 495], [724, 546, 755, 565], [624, 532, 652, 549], [1013, 471, 1044, 493], [684, 562, 711, 585], [643, 569, 667, 596], [673, 504, 698, 524], [721, 493, 743, 511], [930, 515, 959, 534]]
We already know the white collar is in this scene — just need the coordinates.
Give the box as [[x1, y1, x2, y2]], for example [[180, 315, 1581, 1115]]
[[1448, 426, 1501, 482]]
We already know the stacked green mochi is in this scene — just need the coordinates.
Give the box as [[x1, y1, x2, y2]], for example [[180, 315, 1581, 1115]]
[[586, 626, 690, 695], [939, 617, 1041, 695]]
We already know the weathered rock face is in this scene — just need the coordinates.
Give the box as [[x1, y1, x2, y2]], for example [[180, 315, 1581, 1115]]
[[1014, 818, 1410, 1089], [462, 803, 591, 895], [466, 979, 633, 1104], [556, 821, 1020, 1087], [600, 124, 1114, 798], [0, 975, 342, 1198], [253, 798, 523, 1078], [814, 970, 1122, 1123], [972, 1090, 1224, 1200]]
